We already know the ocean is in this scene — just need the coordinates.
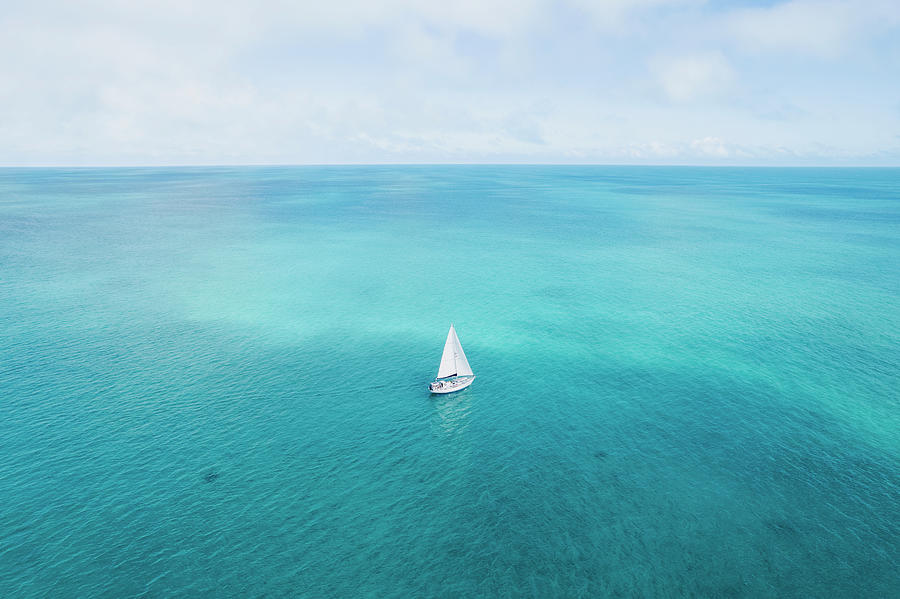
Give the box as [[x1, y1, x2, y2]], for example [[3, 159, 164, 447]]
[[1, 166, 898, 597]]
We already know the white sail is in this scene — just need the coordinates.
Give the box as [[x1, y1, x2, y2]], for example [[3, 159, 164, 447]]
[[453, 329, 473, 377], [436, 325, 473, 379], [436, 326, 458, 378]]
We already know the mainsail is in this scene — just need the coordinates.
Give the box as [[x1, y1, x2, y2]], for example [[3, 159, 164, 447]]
[[436, 324, 473, 379]]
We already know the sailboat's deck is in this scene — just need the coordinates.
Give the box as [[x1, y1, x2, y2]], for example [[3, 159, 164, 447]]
[[429, 376, 475, 394]]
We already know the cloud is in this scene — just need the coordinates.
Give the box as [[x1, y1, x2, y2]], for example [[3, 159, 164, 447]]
[[726, 0, 900, 57], [620, 140, 680, 159], [611, 137, 746, 162], [568, 0, 701, 31], [690, 136, 731, 158], [0, 0, 898, 165], [652, 52, 735, 103]]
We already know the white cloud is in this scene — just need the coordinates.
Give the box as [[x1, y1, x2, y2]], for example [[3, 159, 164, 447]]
[[569, 0, 701, 31], [690, 136, 731, 158], [652, 52, 735, 103], [0, 0, 898, 165], [726, 0, 900, 56], [620, 140, 680, 159]]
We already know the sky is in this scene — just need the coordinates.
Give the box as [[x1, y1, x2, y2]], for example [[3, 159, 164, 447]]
[[1, 0, 899, 166]]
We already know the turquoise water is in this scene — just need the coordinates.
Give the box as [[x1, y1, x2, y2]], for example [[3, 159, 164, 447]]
[[1, 166, 898, 597]]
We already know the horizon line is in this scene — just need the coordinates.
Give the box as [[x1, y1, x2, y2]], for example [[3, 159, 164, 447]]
[[2, 163, 899, 169]]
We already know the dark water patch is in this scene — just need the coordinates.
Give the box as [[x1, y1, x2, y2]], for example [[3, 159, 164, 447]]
[[764, 518, 799, 538]]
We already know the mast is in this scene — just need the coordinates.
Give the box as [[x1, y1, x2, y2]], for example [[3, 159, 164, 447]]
[[436, 325, 457, 379], [452, 323, 458, 375], [436, 324, 472, 379]]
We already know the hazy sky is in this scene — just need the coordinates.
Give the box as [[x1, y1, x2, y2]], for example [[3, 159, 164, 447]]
[[2, 0, 899, 165]]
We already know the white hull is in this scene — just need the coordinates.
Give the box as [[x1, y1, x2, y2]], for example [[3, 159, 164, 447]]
[[429, 376, 475, 394]]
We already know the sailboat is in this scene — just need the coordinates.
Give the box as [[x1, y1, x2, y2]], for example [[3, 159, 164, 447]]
[[429, 324, 475, 394]]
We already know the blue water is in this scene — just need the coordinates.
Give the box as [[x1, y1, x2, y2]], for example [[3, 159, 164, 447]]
[[1, 166, 898, 597]]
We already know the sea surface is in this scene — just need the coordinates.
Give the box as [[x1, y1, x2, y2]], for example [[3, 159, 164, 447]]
[[1, 166, 898, 597]]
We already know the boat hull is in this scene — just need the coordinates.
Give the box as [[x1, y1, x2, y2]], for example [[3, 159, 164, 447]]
[[429, 376, 475, 394]]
